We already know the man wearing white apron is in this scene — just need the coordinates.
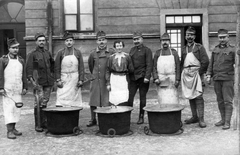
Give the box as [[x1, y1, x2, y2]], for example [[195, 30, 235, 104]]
[[153, 33, 180, 105], [181, 27, 209, 128], [55, 32, 84, 107], [106, 40, 134, 106], [0, 38, 27, 139]]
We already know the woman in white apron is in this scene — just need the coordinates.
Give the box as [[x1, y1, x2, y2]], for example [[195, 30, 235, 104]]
[[55, 33, 84, 107], [153, 33, 181, 105], [0, 38, 27, 139], [106, 40, 134, 106]]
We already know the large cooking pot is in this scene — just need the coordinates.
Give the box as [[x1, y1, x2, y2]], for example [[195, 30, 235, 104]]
[[43, 107, 83, 135], [143, 104, 184, 134], [94, 106, 133, 136]]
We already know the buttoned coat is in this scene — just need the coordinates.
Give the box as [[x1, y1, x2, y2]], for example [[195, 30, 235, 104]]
[[88, 47, 114, 107]]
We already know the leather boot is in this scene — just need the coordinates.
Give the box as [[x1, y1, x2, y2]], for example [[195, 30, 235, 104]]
[[12, 123, 22, 136], [222, 103, 233, 130], [185, 100, 199, 124], [137, 113, 144, 125], [87, 106, 97, 127], [40, 106, 47, 129], [34, 107, 43, 132], [215, 102, 225, 126], [7, 123, 16, 139], [196, 100, 207, 128]]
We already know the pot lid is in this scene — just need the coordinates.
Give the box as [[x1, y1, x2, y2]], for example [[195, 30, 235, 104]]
[[94, 106, 133, 114], [143, 104, 184, 112], [42, 107, 83, 112]]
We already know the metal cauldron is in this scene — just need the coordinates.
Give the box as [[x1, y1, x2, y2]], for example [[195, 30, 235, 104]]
[[43, 107, 83, 135], [94, 106, 133, 136], [143, 104, 184, 134]]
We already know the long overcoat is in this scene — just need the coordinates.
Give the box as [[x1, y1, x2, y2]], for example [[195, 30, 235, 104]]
[[88, 47, 114, 107]]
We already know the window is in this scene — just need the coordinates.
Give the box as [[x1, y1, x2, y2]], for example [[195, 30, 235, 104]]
[[166, 15, 201, 24], [167, 29, 182, 56], [63, 0, 94, 32]]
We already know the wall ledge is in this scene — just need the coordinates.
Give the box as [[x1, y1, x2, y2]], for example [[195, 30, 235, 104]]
[[209, 31, 236, 37], [24, 33, 160, 41]]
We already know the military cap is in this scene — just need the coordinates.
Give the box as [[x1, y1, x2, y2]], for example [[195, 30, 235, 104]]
[[7, 38, 19, 47], [63, 31, 74, 40], [96, 31, 106, 39], [160, 33, 171, 40], [35, 32, 45, 40], [218, 29, 228, 37], [186, 26, 196, 35], [132, 31, 142, 39]]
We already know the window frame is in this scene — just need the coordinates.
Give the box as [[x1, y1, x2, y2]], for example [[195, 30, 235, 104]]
[[62, 0, 95, 32]]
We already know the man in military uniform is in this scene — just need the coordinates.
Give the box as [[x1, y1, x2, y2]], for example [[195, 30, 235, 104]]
[[26, 33, 55, 132], [153, 33, 181, 105], [206, 29, 236, 130], [181, 26, 209, 128], [87, 31, 115, 127], [128, 31, 153, 124]]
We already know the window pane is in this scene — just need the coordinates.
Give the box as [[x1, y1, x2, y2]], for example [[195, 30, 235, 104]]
[[184, 16, 191, 23], [175, 16, 183, 23], [80, 0, 93, 13], [64, 0, 77, 14], [166, 16, 174, 23], [80, 15, 93, 31], [65, 15, 77, 30], [193, 16, 200, 23], [171, 34, 177, 43]]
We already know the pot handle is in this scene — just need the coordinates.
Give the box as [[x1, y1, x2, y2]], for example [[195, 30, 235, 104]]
[[180, 121, 183, 128], [144, 126, 150, 135], [107, 128, 116, 137]]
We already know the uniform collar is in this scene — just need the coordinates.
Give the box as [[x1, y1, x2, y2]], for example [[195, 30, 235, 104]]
[[218, 42, 229, 48], [36, 46, 45, 52], [96, 46, 109, 53]]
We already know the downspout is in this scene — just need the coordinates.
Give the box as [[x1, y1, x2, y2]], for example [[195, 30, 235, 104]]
[[47, 0, 53, 57]]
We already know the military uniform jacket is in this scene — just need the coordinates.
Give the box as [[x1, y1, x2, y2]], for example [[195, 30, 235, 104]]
[[26, 47, 54, 86], [0, 55, 28, 90], [206, 43, 235, 81], [181, 43, 209, 76], [88, 46, 115, 107], [129, 44, 153, 81]]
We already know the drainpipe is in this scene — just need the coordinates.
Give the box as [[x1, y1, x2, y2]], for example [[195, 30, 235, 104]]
[[47, 0, 53, 56]]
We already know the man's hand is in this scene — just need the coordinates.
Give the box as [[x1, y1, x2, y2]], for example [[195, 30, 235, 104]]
[[22, 89, 27, 95], [206, 75, 211, 84], [107, 85, 111, 91], [0, 89, 5, 95], [57, 80, 63, 88], [174, 80, 180, 88], [154, 79, 160, 85], [77, 81, 83, 87], [144, 78, 149, 83]]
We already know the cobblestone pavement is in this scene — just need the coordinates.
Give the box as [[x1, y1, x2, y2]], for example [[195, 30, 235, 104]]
[[0, 86, 239, 155]]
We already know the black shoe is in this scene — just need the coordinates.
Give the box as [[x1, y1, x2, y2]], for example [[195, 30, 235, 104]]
[[222, 123, 230, 130], [215, 120, 225, 126], [184, 117, 199, 124], [137, 117, 144, 125], [199, 120, 207, 128], [7, 131, 16, 139], [86, 119, 97, 127], [13, 129, 22, 136], [35, 126, 44, 132]]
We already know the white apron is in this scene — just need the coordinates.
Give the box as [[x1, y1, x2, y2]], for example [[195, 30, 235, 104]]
[[157, 49, 179, 105], [109, 73, 129, 105], [181, 44, 202, 99], [3, 56, 22, 125], [56, 50, 82, 107]]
